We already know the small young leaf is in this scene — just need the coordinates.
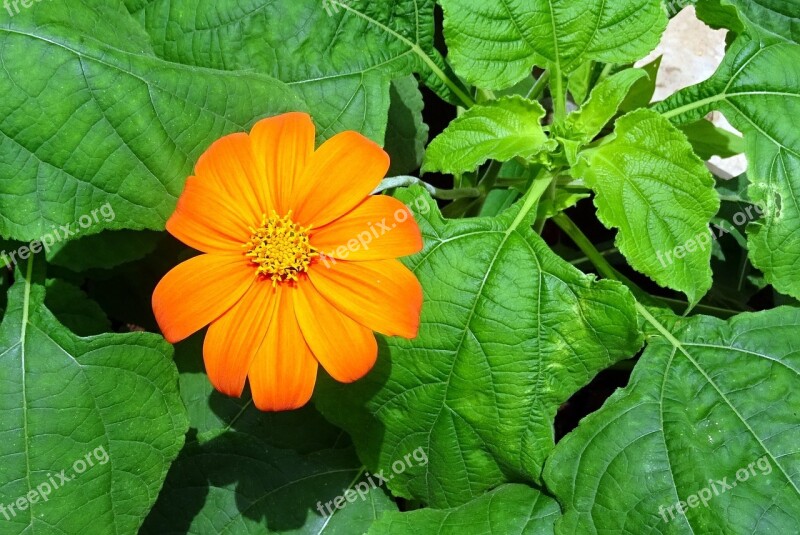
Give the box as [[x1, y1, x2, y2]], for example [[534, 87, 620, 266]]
[[423, 96, 554, 175], [565, 68, 649, 143], [576, 109, 720, 304]]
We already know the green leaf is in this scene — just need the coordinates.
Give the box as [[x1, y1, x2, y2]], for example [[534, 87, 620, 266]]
[[565, 68, 649, 143], [679, 119, 746, 160], [721, 0, 799, 43], [0, 0, 303, 242], [567, 62, 597, 105], [141, 334, 397, 534], [423, 96, 554, 175], [576, 109, 720, 304], [0, 261, 187, 534], [619, 56, 662, 112], [127, 0, 470, 142], [439, 0, 667, 90], [43, 279, 110, 336], [480, 188, 521, 217], [695, 0, 745, 33], [47, 230, 162, 272], [656, 37, 800, 300], [315, 187, 642, 507], [142, 433, 396, 535], [385, 76, 429, 175], [544, 306, 800, 533], [368, 484, 560, 534]]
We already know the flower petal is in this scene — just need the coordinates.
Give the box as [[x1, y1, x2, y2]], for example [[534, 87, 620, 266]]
[[250, 112, 316, 215], [247, 286, 318, 411], [311, 196, 423, 261], [307, 259, 422, 338], [292, 131, 389, 227], [294, 281, 377, 383], [166, 176, 251, 253], [203, 281, 278, 398], [195, 132, 269, 222], [153, 254, 255, 343]]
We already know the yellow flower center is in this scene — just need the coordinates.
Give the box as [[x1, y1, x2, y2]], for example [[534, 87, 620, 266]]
[[244, 211, 318, 286]]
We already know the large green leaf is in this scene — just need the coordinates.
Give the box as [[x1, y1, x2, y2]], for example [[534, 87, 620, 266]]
[[722, 0, 799, 43], [0, 261, 188, 534], [43, 279, 111, 336], [439, 0, 667, 90], [423, 96, 554, 175], [0, 0, 302, 242], [576, 109, 720, 304], [126, 0, 469, 143], [315, 187, 642, 508], [368, 484, 560, 534], [142, 334, 397, 534], [656, 37, 800, 300], [544, 306, 800, 533]]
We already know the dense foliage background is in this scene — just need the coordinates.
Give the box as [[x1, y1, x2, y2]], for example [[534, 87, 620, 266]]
[[0, 0, 797, 533]]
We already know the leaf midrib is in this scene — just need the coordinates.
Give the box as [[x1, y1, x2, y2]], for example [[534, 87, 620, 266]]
[[639, 304, 800, 502]]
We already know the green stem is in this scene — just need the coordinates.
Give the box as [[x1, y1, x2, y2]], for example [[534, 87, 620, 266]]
[[526, 70, 551, 100], [552, 214, 715, 333], [552, 213, 619, 281], [508, 171, 554, 232], [477, 160, 502, 192], [372, 176, 481, 200], [597, 62, 615, 83], [635, 302, 684, 346], [570, 247, 620, 267], [533, 175, 558, 234], [653, 296, 741, 319], [551, 68, 567, 123]]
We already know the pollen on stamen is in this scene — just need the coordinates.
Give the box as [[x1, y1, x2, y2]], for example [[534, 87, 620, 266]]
[[243, 210, 318, 286]]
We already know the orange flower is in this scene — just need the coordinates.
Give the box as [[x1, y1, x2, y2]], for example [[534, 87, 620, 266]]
[[152, 112, 423, 411]]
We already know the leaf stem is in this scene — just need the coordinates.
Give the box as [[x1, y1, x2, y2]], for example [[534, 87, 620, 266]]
[[533, 174, 558, 234], [551, 69, 567, 123], [526, 70, 551, 101], [20, 255, 34, 342], [411, 44, 476, 108], [508, 171, 553, 232], [477, 160, 502, 192], [373, 176, 481, 200], [552, 213, 620, 281]]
